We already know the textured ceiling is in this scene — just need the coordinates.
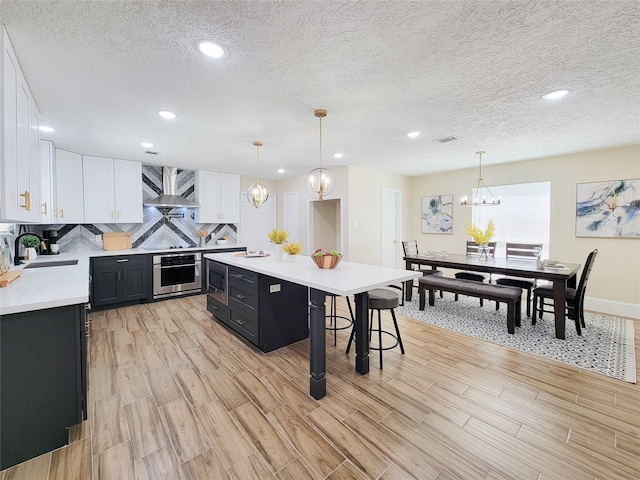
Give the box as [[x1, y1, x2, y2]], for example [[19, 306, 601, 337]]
[[1, 1, 639, 180]]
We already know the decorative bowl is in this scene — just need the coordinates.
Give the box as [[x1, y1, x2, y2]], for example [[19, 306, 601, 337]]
[[311, 254, 343, 269], [543, 259, 558, 266], [217, 239, 229, 245]]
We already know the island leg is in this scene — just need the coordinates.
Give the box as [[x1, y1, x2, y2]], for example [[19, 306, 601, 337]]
[[308, 288, 327, 399], [354, 292, 370, 375]]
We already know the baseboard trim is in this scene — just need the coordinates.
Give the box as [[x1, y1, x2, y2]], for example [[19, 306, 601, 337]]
[[585, 297, 640, 320]]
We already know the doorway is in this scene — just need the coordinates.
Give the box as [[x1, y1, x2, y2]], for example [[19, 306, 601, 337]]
[[381, 188, 401, 268], [308, 198, 342, 255], [240, 194, 276, 251]]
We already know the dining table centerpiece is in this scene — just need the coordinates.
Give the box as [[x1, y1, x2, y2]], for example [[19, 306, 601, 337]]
[[466, 219, 495, 260]]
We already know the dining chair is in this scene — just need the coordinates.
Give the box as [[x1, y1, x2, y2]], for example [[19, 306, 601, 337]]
[[532, 249, 598, 336], [402, 240, 443, 299], [495, 242, 543, 317], [454, 241, 496, 307]]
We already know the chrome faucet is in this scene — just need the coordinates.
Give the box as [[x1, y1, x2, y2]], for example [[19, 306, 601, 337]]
[[14, 232, 44, 266]]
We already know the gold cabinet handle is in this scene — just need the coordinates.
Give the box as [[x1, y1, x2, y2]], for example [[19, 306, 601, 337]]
[[42, 202, 48, 215], [60, 209, 64, 219], [117, 211, 120, 219], [111, 211, 114, 219], [54, 208, 58, 219], [19, 191, 31, 211]]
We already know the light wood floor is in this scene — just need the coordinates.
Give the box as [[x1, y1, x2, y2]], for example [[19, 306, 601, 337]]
[[2, 294, 639, 479]]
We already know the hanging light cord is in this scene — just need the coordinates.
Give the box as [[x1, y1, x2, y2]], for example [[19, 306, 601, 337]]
[[253, 140, 263, 184], [319, 114, 323, 170]]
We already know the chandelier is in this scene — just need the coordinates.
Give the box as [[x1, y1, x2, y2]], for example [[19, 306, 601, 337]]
[[460, 151, 501, 206], [305, 109, 335, 200], [247, 141, 269, 208]]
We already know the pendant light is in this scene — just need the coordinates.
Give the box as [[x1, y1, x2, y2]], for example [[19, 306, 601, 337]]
[[247, 141, 269, 208], [305, 109, 335, 200], [460, 151, 501, 206]]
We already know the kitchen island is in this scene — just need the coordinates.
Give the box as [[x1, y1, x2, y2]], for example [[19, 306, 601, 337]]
[[204, 252, 421, 399]]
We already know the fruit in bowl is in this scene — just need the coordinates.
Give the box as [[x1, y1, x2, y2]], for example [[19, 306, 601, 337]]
[[311, 249, 342, 269], [217, 236, 229, 245]]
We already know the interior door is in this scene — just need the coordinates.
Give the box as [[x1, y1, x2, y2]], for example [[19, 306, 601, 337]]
[[381, 188, 401, 268], [283, 192, 299, 243], [240, 194, 276, 251]]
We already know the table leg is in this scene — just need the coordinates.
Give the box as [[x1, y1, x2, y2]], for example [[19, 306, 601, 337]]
[[308, 288, 326, 399], [404, 260, 413, 301], [552, 279, 567, 340], [354, 292, 370, 375]]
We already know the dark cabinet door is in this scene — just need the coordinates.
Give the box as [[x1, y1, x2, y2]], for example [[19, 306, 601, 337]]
[[1, 305, 85, 470], [121, 263, 148, 302], [92, 267, 120, 307]]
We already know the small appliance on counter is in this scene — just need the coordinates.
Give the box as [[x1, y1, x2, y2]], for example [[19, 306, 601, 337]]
[[42, 230, 61, 255]]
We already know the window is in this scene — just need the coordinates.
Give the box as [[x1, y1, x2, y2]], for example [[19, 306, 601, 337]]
[[472, 181, 551, 258]]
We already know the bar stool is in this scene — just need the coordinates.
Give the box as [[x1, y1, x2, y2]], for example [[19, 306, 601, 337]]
[[345, 288, 404, 369], [326, 294, 354, 346]]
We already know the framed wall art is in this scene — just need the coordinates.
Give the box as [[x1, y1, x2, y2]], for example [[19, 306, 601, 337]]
[[576, 178, 640, 238], [421, 194, 453, 234]]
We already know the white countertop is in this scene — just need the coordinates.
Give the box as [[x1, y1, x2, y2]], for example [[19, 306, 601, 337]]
[[0, 245, 246, 316], [204, 252, 422, 296], [0, 254, 90, 315]]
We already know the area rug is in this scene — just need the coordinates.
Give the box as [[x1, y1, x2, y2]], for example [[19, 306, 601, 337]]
[[397, 293, 636, 383]]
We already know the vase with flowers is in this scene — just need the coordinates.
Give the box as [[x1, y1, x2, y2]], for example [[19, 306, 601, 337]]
[[267, 228, 289, 261], [466, 220, 495, 260]]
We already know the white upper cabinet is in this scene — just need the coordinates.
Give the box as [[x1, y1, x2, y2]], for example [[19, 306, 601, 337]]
[[114, 159, 142, 223], [195, 170, 240, 224], [83, 156, 142, 224], [1, 27, 42, 223], [54, 149, 84, 223], [40, 140, 54, 223]]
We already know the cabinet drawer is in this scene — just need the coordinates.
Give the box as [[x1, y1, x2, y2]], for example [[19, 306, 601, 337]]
[[229, 267, 258, 290], [207, 295, 228, 323], [228, 309, 258, 341], [229, 283, 258, 313], [92, 255, 146, 268]]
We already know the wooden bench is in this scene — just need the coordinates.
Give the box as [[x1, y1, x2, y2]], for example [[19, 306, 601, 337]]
[[418, 275, 523, 334]]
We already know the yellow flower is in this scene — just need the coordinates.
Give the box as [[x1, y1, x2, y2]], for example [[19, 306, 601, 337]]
[[282, 242, 302, 255], [267, 228, 289, 244], [466, 220, 495, 244]]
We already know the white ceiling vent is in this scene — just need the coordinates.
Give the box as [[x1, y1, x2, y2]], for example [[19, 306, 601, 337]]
[[437, 136, 458, 143]]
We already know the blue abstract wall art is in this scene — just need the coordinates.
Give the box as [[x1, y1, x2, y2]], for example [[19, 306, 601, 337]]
[[421, 194, 453, 234], [576, 179, 640, 238]]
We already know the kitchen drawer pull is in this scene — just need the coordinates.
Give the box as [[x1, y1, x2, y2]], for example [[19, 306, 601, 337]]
[[236, 319, 245, 325], [116, 259, 129, 263], [236, 294, 245, 300]]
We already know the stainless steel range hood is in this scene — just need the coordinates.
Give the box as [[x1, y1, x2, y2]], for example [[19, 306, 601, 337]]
[[144, 167, 199, 208]]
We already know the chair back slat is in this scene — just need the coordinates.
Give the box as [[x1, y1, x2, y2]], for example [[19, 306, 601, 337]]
[[402, 240, 419, 256], [465, 241, 497, 257], [505, 242, 543, 259], [575, 249, 598, 310]]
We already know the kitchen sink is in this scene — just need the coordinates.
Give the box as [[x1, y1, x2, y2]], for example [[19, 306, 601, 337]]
[[23, 259, 79, 269]]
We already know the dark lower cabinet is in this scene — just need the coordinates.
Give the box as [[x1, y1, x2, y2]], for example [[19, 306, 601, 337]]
[[1, 303, 87, 470], [91, 255, 150, 308], [208, 264, 308, 352]]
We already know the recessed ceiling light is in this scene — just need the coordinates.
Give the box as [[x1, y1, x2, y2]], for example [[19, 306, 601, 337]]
[[542, 89, 569, 100], [198, 41, 226, 58], [333, 153, 344, 159], [141, 142, 154, 148], [277, 168, 285, 174], [407, 131, 421, 138], [39, 125, 55, 133], [158, 111, 176, 119]]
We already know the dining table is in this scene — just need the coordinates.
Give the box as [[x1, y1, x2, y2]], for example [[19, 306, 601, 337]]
[[403, 253, 581, 339], [206, 252, 422, 399]]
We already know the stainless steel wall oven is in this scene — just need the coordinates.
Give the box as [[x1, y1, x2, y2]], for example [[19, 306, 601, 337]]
[[152, 252, 202, 299]]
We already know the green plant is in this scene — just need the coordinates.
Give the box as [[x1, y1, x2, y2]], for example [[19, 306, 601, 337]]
[[267, 228, 289, 244], [19, 234, 41, 249]]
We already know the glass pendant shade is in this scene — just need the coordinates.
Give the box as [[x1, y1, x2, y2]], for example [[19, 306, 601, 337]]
[[460, 151, 501, 206], [306, 109, 335, 200], [247, 140, 269, 208]]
